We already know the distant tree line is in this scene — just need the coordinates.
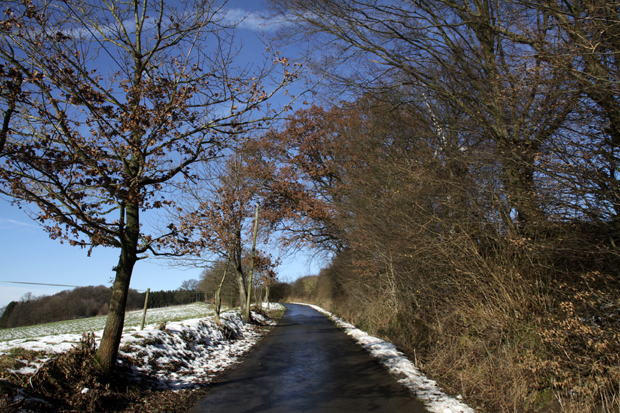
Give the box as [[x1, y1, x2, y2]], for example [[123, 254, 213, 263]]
[[0, 286, 141, 329], [0, 285, 206, 329], [146, 290, 205, 309]]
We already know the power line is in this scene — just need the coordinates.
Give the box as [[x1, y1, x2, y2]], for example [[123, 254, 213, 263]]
[[1, 281, 147, 292], [1, 281, 84, 288]]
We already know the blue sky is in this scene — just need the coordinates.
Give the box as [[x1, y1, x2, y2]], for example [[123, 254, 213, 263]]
[[0, 203, 323, 307], [0, 1, 323, 308]]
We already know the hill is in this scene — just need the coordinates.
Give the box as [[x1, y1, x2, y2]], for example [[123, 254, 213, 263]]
[[0, 286, 206, 329]]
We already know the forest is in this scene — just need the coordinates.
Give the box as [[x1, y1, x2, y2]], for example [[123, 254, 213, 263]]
[[0, 0, 619, 410], [0, 286, 202, 329]]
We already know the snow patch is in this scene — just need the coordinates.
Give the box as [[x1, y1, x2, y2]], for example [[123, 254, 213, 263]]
[[1, 303, 286, 392], [118, 311, 270, 389]]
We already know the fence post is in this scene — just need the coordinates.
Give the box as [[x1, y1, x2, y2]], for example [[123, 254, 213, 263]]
[[140, 288, 150, 330]]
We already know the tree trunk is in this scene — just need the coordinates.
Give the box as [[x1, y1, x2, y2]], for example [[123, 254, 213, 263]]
[[500, 143, 542, 233], [234, 260, 247, 315], [232, 226, 248, 315], [215, 262, 229, 323], [95, 201, 139, 375], [214, 287, 222, 323]]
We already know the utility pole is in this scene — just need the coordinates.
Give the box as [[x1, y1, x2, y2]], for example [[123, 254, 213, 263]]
[[245, 204, 259, 321]]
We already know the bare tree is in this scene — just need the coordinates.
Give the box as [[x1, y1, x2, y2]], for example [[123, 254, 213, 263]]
[[533, 0, 620, 226], [179, 279, 201, 291], [0, 0, 299, 374], [0, 2, 34, 154], [245, 104, 349, 253], [177, 147, 266, 318], [266, 0, 580, 233]]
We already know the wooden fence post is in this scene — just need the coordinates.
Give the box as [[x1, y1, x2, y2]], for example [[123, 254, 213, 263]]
[[140, 288, 150, 330]]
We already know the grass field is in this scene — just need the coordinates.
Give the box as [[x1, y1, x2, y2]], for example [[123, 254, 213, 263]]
[[0, 302, 224, 342]]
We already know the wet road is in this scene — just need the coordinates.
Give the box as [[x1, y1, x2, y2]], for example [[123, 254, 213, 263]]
[[188, 303, 428, 412]]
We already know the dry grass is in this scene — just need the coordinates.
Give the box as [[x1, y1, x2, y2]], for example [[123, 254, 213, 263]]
[[304, 230, 620, 412]]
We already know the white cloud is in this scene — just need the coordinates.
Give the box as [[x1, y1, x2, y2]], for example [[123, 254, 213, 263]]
[[57, 6, 289, 41], [223, 8, 290, 31]]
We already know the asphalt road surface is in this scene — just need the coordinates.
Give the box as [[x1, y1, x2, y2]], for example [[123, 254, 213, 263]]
[[188, 303, 428, 412]]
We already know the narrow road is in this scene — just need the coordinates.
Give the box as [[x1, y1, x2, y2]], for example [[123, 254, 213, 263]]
[[188, 303, 428, 412]]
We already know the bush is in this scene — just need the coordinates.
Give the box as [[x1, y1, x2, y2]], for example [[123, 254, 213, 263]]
[[294, 228, 620, 412]]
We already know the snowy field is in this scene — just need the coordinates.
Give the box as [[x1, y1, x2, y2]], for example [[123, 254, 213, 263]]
[[0, 302, 219, 342], [297, 303, 476, 413], [0, 302, 281, 390]]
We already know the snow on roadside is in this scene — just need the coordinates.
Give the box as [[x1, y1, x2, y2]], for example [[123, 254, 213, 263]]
[[118, 311, 267, 389], [297, 303, 475, 413], [1, 303, 285, 390]]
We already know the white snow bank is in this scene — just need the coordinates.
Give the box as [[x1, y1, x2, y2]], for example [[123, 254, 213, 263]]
[[1, 303, 286, 391], [297, 303, 475, 413], [118, 311, 268, 389]]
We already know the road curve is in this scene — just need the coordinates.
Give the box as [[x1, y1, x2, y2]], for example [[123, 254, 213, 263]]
[[187, 303, 428, 412]]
